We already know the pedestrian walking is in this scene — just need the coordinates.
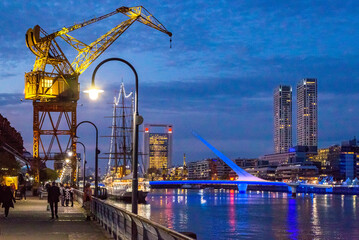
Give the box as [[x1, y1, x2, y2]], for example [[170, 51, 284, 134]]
[[2, 185, 16, 217], [83, 183, 92, 220], [45, 182, 50, 192], [10, 183, 16, 198], [0, 181, 5, 206], [20, 184, 27, 200], [0, 181, 6, 206], [59, 184, 65, 206], [70, 185, 74, 207], [48, 182, 60, 219], [64, 185, 71, 206]]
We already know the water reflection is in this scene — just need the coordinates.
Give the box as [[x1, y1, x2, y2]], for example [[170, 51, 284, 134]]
[[312, 196, 322, 238], [106, 189, 359, 240], [287, 198, 299, 240], [228, 189, 236, 231]]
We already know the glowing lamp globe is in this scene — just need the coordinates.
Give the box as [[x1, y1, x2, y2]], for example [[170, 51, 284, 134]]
[[84, 88, 104, 100]]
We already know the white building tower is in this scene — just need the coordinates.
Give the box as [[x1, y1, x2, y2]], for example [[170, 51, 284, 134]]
[[274, 85, 292, 153], [297, 78, 318, 148]]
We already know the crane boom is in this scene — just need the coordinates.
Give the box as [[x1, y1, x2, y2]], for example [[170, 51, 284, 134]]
[[61, 6, 172, 74], [26, 6, 171, 79], [53, 8, 122, 38]]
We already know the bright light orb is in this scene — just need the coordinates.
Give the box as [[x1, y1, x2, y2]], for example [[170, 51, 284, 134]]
[[67, 151, 73, 157], [84, 88, 104, 100], [65, 158, 71, 164]]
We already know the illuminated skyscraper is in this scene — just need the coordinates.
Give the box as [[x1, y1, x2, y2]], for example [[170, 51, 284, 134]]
[[297, 78, 318, 148], [143, 124, 173, 172], [274, 85, 292, 153]]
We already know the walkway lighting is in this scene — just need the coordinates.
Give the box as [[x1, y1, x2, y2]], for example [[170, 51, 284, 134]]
[[75, 121, 99, 197], [89, 57, 142, 214], [84, 87, 104, 100]]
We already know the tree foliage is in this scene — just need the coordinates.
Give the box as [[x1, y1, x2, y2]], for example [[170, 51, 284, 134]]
[[40, 168, 58, 182], [0, 150, 21, 177]]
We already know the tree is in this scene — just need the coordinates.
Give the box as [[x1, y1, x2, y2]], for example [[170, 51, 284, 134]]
[[0, 150, 21, 178], [40, 168, 58, 182]]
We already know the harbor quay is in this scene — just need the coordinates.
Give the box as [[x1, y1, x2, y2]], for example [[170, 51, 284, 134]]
[[0, 194, 111, 240]]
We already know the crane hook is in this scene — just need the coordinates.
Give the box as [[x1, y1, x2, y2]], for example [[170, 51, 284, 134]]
[[170, 37, 172, 49]]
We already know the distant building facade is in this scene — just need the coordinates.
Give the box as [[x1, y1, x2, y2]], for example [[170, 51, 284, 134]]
[[259, 146, 316, 166], [188, 158, 231, 180], [312, 145, 341, 178], [275, 163, 318, 182], [297, 78, 318, 148], [340, 138, 359, 180], [143, 124, 173, 172], [274, 85, 292, 153]]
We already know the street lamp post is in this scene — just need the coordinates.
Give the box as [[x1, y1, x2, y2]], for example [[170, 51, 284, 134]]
[[88, 58, 142, 214], [75, 121, 99, 197], [75, 141, 87, 192]]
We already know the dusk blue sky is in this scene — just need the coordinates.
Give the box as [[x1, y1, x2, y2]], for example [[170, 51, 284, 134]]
[[1, 1, 359, 171]]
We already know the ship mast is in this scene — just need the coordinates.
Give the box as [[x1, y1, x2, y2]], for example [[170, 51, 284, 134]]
[[104, 83, 133, 178]]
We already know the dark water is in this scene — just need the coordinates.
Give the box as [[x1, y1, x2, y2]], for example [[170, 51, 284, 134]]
[[108, 189, 359, 240]]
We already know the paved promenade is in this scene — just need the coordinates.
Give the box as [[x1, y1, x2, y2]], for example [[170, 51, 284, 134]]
[[0, 194, 112, 240]]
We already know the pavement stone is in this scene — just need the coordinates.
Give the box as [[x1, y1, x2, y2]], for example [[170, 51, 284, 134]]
[[0, 195, 113, 240]]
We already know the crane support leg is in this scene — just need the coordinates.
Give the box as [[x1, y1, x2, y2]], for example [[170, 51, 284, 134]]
[[32, 101, 77, 185]]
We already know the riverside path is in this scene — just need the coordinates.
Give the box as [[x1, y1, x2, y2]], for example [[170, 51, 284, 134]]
[[0, 194, 112, 240]]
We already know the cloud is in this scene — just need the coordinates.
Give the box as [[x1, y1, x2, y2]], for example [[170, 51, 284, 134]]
[[1, 1, 359, 167], [0, 93, 24, 106]]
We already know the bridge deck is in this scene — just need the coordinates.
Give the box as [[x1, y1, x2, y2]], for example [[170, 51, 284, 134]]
[[0, 194, 112, 240]]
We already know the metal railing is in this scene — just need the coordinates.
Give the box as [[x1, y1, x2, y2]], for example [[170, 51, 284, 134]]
[[73, 189, 194, 240]]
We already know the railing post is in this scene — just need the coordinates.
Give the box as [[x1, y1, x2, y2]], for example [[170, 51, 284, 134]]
[[131, 216, 138, 240]]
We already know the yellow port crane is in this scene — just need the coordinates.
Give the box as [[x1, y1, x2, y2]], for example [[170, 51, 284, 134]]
[[24, 6, 172, 184]]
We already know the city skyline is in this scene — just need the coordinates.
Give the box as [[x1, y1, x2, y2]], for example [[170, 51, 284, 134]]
[[0, 1, 359, 168]]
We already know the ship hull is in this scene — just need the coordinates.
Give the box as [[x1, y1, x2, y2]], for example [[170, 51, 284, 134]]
[[109, 190, 148, 203]]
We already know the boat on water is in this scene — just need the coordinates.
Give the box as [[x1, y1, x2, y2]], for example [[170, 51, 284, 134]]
[[106, 175, 150, 203], [102, 83, 149, 203]]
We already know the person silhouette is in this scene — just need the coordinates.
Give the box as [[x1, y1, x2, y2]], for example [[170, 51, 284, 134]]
[[2, 185, 16, 217], [48, 182, 60, 219]]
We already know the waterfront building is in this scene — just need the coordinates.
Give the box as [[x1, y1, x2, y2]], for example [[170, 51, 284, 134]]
[[312, 145, 341, 178], [259, 146, 316, 166], [297, 78, 318, 148], [234, 158, 259, 168], [167, 165, 188, 180], [340, 138, 359, 180], [274, 85, 292, 153], [188, 159, 211, 179], [188, 158, 231, 180], [275, 163, 318, 182], [245, 166, 277, 181], [259, 152, 294, 166], [143, 124, 173, 172], [233, 158, 277, 180]]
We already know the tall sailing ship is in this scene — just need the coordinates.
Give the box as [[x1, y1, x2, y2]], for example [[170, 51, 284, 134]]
[[102, 83, 149, 203]]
